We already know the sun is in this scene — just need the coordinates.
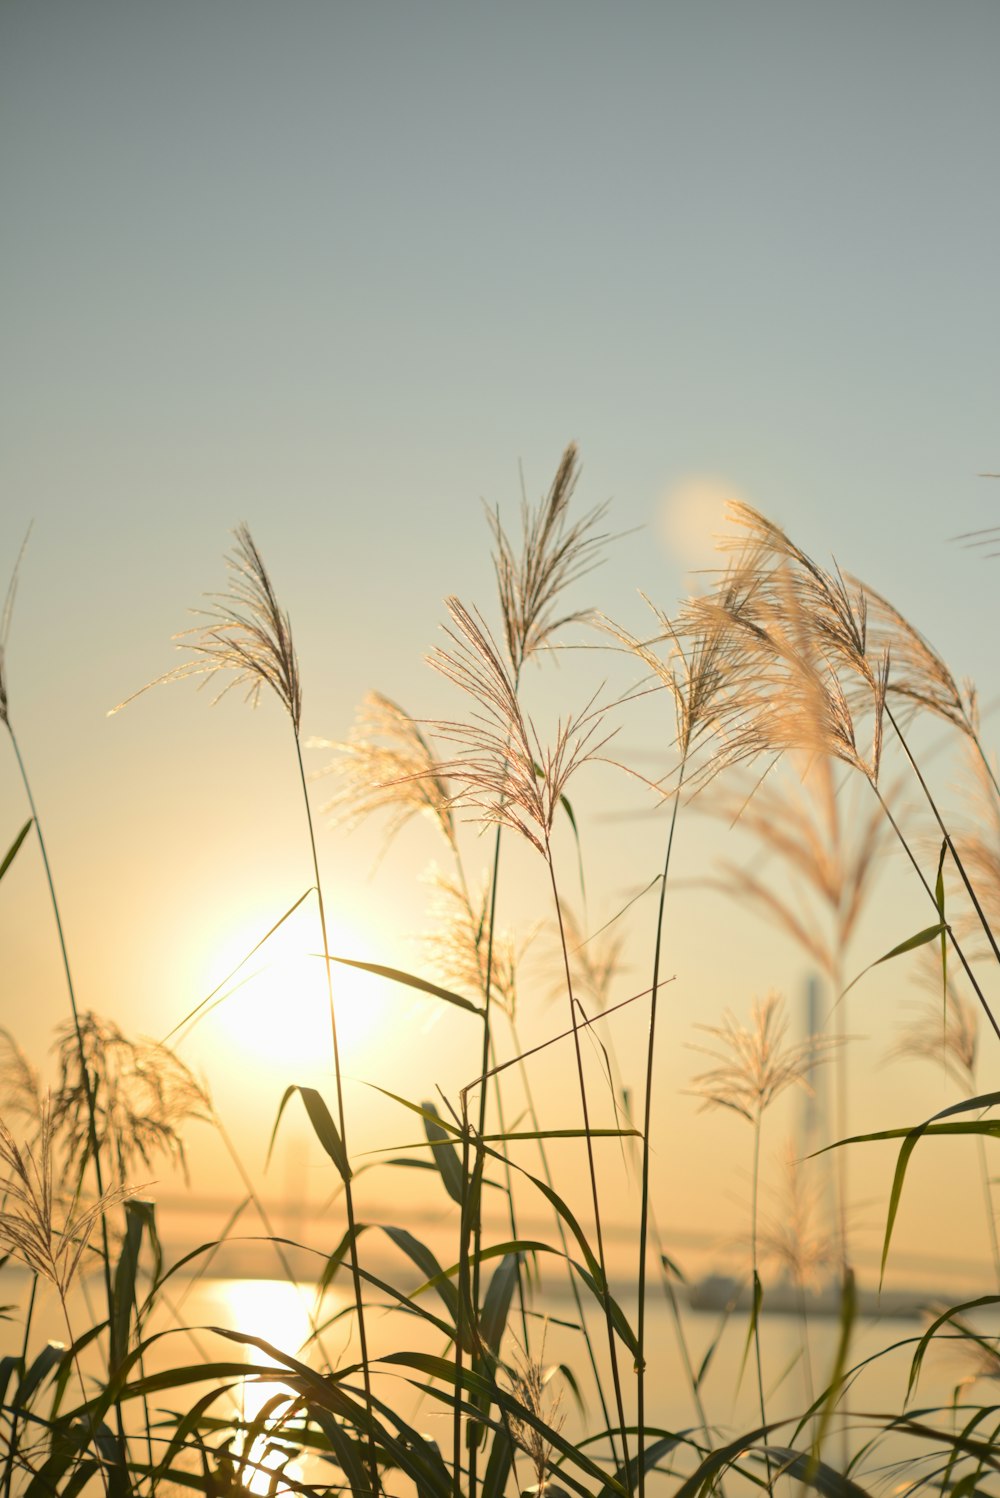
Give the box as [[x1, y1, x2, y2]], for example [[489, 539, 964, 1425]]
[[195, 903, 391, 1079]]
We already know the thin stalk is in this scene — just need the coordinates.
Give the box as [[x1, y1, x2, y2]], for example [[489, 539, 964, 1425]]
[[750, 1113, 772, 1498], [636, 758, 685, 1498], [5, 723, 130, 1475], [649, 1208, 715, 1447], [487, 1036, 530, 1352], [456, 1086, 523, 1498], [468, 821, 505, 1498], [796, 1281, 816, 1442], [830, 953, 850, 1475], [455, 1113, 472, 1498], [546, 853, 632, 1495], [508, 1015, 620, 1467], [886, 706, 1000, 970], [58, 1290, 111, 1498], [110, 1142, 156, 1497], [3, 1272, 37, 1498], [871, 785, 1000, 1045], [210, 1112, 336, 1368], [831, 957, 848, 1273], [975, 1131, 1000, 1292], [294, 734, 377, 1496]]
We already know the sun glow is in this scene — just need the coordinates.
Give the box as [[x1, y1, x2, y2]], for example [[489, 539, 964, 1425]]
[[195, 905, 393, 1078], [223, 1278, 316, 1494]]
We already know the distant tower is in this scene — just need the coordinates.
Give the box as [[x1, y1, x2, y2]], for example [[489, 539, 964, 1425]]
[[802, 971, 839, 1259], [801, 973, 824, 1149]]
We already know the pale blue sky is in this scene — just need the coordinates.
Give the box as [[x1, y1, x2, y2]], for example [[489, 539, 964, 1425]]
[[2, 2, 999, 1270]]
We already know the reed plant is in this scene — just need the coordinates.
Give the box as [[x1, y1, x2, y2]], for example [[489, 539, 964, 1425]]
[[4, 462, 1000, 1498]]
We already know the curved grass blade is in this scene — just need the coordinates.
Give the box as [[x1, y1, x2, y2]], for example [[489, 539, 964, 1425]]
[[421, 1099, 464, 1205], [817, 1091, 1000, 1285], [162, 888, 314, 1045], [15, 1342, 66, 1408], [597, 1432, 685, 1498], [330, 955, 485, 1017], [110, 1199, 151, 1371], [841, 922, 947, 1000], [0, 819, 32, 883], [907, 1295, 1000, 1400], [481, 1414, 513, 1498], [811, 1268, 855, 1462], [381, 1225, 459, 1325], [480, 1253, 521, 1357], [766, 1445, 871, 1498], [269, 1084, 351, 1182], [377, 1351, 623, 1495]]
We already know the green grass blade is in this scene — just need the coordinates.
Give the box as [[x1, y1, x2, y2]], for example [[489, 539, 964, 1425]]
[[597, 1432, 684, 1498], [329, 955, 485, 1017], [268, 1084, 352, 1181], [381, 1225, 459, 1324], [812, 1268, 856, 1458], [842, 922, 947, 999], [480, 1253, 520, 1356], [377, 1351, 623, 1494], [907, 1295, 1000, 1400], [110, 1201, 145, 1371], [421, 1099, 465, 1205], [310, 1406, 370, 1497], [819, 1091, 1000, 1284], [766, 1445, 871, 1498], [0, 818, 32, 883]]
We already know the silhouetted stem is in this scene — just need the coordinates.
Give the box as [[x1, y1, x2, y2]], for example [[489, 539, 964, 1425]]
[[469, 820, 505, 1498], [871, 785, 1000, 1046], [509, 1014, 620, 1465], [637, 758, 685, 1498], [3, 1272, 37, 1498], [5, 721, 129, 1474], [294, 734, 377, 1495], [976, 1131, 1000, 1292], [751, 1113, 772, 1498], [886, 707, 1000, 970], [547, 852, 632, 1496]]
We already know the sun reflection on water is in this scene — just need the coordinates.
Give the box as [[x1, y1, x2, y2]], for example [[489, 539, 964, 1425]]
[[222, 1278, 317, 1494]]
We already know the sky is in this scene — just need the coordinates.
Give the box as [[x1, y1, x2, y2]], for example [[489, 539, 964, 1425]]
[[2, 1, 1000, 1286]]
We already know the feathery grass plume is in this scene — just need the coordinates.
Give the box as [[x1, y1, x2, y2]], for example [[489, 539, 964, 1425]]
[[675, 503, 890, 789], [598, 567, 770, 1498], [112, 522, 301, 728], [758, 1146, 835, 1292], [432, 596, 632, 1482], [894, 988, 978, 1093], [691, 992, 837, 1494], [489, 443, 610, 678], [560, 904, 627, 1012], [113, 523, 379, 1485], [702, 764, 892, 981], [504, 1339, 566, 1495], [853, 577, 979, 738], [429, 597, 613, 853], [423, 868, 520, 1017], [0, 1111, 136, 1294], [599, 560, 769, 780], [681, 559, 887, 791], [317, 690, 457, 854], [690, 992, 835, 1123], [718, 504, 872, 670], [50, 1013, 210, 1187], [0, 1028, 43, 1126], [950, 742, 1000, 942]]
